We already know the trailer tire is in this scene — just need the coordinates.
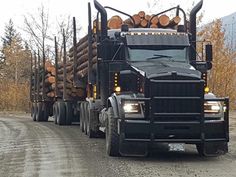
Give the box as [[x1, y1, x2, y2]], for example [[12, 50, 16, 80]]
[[86, 104, 98, 138], [36, 102, 43, 122], [106, 107, 120, 156], [65, 102, 73, 125], [57, 101, 66, 125], [42, 102, 49, 122], [80, 103, 85, 132], [196, 142, 228, 156], [84, 103, 88, 135], [32, 103, 36, 121], [53, 102, 58, 124]]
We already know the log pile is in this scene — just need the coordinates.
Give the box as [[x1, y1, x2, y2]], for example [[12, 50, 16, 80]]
[[67, 11, 181, 87], [107, 11, 181, 29], [56, 60, 86, 99], [34, 60, 85, 100], [37, 61, 56, 99], [68, 34, 97, 80]]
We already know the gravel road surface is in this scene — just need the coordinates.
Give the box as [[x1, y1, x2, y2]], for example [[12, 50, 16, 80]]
[[0, 113, 236, 177]]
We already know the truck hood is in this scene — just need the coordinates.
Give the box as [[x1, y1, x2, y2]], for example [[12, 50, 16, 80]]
[[129, 60, 201, 79]]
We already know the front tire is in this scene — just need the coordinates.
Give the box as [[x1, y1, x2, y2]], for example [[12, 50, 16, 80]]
[[106, 107, 120, 156]]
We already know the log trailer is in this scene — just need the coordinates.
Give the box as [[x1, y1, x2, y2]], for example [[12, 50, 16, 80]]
[[30, 0, 229, 156]]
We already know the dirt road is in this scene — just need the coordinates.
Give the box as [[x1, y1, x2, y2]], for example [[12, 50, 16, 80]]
[[0, 113, 236, 177]]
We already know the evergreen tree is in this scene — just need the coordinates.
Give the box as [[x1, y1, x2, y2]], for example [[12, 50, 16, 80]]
[[2, 19, 17, 48]]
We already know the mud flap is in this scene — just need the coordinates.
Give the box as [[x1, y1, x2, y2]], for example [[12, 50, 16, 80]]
[[119, 133, 148, 157], [197, 142, 228, 157]]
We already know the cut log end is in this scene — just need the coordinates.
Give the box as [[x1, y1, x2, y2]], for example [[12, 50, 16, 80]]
[[158, 14, 170, 27]]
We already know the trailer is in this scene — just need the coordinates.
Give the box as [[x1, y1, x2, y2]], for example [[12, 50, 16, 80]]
[[30, 0, 229, 157]]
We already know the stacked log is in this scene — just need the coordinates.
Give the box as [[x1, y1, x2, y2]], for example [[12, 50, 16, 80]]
[[65, 11, 181, 90], [107, 11, 181, 29], [68, 34, 97, 80], [55, 60, 86, 99], [38, 61, 56, 99]]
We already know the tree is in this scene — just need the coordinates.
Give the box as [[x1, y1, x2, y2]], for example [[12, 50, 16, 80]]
[[2, 19, 17, 48], [198, 19, 236, 107], [0, 20, 31, 111], [23, 4, 51, 59]]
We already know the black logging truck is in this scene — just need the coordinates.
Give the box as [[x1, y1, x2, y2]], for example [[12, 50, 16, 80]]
[[30, 0, 229, 157]]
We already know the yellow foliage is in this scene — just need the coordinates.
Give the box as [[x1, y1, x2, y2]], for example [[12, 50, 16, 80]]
[[0, 80, 30, 112], [199, 19, 236, 109]]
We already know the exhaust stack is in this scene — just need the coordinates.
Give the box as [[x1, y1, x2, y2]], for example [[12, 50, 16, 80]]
[[94, 0, 107, 40], [189, 0, 203, 62]]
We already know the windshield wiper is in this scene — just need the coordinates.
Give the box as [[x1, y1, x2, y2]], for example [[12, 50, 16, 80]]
[[146, 54, 173, 60]]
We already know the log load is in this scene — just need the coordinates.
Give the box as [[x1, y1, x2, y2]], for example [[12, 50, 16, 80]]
[[107, 11, 181, 29], [64, 11, 182, 100]]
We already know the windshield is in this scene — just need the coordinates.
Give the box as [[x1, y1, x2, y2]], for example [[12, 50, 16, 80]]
[[127, 47, 188, 62]]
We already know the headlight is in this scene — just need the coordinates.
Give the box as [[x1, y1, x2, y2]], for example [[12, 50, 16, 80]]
[[123, 102, 141, 114], [204, 101, 221, 114]]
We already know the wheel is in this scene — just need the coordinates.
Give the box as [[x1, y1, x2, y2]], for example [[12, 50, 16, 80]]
[[31, 103, 36, 121], [196, 142, 228, 157], [57, 101, 66, 125], [84, 103, 88, 135], [42, 102, 49, 122], [106, 107, 120, 156], [36, 102, 43, 122], [53, 102, 58, 124], [80, 103, 85, 132], [86, 103, 98, 138], [65, 102, 73, 125]]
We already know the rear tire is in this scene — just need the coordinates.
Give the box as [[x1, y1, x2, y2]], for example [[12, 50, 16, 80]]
[[106, 107, 120, 156], [36, 102, 43, 122], [57, 101, 66, 125], [53, 102, 58, 124], [65, 102, 73, 125], [80, 103, 85, 132], [86, 103, 98, 138], [84, 103, 88, 135], [42, 102, 49, 122], [32, 103, 36, 121]]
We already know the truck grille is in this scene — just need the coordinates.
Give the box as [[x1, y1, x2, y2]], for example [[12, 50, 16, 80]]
[[148, 78, 204, 121]]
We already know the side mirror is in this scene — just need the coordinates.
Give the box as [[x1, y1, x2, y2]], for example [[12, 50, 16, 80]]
[[205, 44, 213, 62]]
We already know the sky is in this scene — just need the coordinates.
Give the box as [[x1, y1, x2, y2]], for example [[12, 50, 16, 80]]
[[0, 0, 236, 39]]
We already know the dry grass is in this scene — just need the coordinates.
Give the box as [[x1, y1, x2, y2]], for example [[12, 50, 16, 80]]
[[0, 80, 30, 112]]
